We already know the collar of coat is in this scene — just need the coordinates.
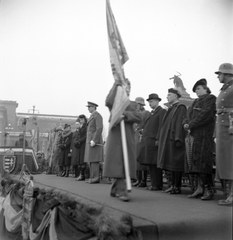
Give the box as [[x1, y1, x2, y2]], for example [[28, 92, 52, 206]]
[[87, 111, 99, 124], [220, 79, 233, 91], [62, 130, 72, 138]]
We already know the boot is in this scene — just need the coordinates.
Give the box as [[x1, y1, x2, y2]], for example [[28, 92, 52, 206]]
[[133, 171, 142, 187], [65, 169, 69, 177], [201, 185, 214, 200], [138, 171, 147, 187], [61, 170, 66, 177], [58, 166, 63, 176], [73, 166, 79, 178]]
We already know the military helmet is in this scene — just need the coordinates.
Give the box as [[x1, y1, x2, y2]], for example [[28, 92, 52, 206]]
[[215, 63, 233, 75]]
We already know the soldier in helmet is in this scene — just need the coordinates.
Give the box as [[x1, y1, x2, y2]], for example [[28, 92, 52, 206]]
[[215, 63, 233, 206]]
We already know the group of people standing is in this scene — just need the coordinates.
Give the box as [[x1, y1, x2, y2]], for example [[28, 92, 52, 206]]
[[103, 62, 233, 205], [47, 62, 233, 206], [49, 101, 103, 184]]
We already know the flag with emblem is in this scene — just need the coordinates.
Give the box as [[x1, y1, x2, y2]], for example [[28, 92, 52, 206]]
[[106, 0, 130, 130]]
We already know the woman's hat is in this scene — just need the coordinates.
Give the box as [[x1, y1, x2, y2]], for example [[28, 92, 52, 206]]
[[64, 123, 70, 129], [192, 79, 207, 92], [78, 114, 86, 119], [56, 126, 63, 131]]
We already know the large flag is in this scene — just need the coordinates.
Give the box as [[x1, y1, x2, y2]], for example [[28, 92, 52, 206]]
[[106, 0, 130, 130]]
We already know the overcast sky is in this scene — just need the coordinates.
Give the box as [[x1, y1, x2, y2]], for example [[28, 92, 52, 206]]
[[1, 0, 233, 132]]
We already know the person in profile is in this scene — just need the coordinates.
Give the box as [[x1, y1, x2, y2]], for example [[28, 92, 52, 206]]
[[15, 133, 28, 147]]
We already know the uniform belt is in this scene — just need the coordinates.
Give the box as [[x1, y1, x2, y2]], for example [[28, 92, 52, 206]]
[[217, 108, 233, 115]]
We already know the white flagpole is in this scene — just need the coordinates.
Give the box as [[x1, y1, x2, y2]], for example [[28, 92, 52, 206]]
[[120, 119, 131, 191]]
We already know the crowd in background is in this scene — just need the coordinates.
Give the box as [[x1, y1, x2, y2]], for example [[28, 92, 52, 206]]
[[35, 62, 232, 206]]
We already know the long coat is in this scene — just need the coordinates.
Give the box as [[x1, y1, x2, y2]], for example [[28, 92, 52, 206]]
[[52, 132, 62, 167], [84, 111, 103, 163], [103, 83, 142, 179], [183, 94, 216, 175], [216, 79, 233, 180], [134, 109, 151, 170], [139, 106, 166, 165], [71, 124, 87, 166], [157, 103, 187, 172], [58, 131, 73, 166]]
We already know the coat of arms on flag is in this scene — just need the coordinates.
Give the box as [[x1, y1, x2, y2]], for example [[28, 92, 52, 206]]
[[3, 156, 16, 173]]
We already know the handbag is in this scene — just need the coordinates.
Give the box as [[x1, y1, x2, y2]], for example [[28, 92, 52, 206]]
[[185, 131, 194, 170]]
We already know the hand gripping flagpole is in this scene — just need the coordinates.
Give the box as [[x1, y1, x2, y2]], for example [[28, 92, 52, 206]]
[[120, 119, 131, 192]]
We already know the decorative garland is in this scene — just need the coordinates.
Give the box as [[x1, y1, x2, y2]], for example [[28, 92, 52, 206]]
[[0, 177, 143, 240]]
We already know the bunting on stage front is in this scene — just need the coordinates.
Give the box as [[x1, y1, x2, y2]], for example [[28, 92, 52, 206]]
[[106, 0, 130, 130]]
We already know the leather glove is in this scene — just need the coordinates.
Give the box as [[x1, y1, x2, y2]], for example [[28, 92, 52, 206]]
[[175, 140, 183, 148]]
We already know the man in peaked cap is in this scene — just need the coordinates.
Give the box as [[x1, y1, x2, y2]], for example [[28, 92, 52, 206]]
[[215, 63, 233, 206], [157, 88, 187, 194], [84, 101, 103, 184]]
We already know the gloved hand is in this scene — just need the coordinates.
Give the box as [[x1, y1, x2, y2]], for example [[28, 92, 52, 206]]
[[175, 140, 183, 148], [155, 140, 159, 147], [183, 124, 189, 130], [90, 140, 95, 147]]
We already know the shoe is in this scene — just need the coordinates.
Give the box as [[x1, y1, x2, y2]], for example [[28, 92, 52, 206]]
[[119, 195, 130, 202], [146, 186, 162, 191], [218, 196, 233, 206], [85, 178, 90, 183], [89, 179, 100, 184], [110, 193, 119, 198], [132, 181, 141, 187], [61, 171, 66, 177], [137, 182, 147, 188], [188, 190, 203, 198], [201, 185, 214, 200], [163, 186, 174, 193], [170, 187, 181, 194], [75, 175, 85, 181]]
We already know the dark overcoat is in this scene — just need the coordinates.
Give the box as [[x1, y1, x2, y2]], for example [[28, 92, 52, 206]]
[[183, 94, 216, 174], [216, 79, 233, 180], [103, 83, 142, 179], [52, 132, 62, 167], [157, 103, 187, 172], [84, 111, 103, 163], [134, 109, 151, 170], [58, 131, 73, 166], [71, 124, 87, 166], [139, 106, 166, 165]]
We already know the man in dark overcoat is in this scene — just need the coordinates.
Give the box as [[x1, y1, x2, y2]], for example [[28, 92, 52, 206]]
[[157, 88, 187, 194], [133, 97, 151, 188], [215, 63, 233, 206], [103, 80, 141, 201], [84, 102, 103, 184], [139, 93, 166, 190]]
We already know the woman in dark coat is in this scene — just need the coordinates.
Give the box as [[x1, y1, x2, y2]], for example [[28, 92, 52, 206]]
[[183, 79, 216, 200], [71, 115, 87, 181], [103, 79, 141, 201], [71, 120, 81, 178], [58, 123, 73, 177]]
